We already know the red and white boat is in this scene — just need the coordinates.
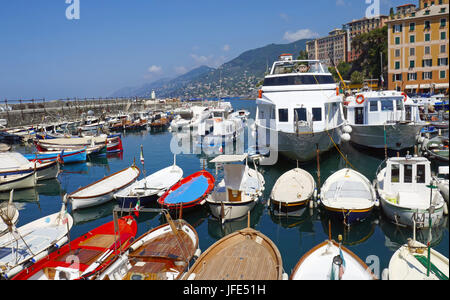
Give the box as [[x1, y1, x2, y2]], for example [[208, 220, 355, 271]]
[[11, 215, 138, 280], [157, 170, 215, 210]]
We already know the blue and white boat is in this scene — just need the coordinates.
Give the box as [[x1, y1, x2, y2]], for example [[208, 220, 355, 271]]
[[23, 148, 87, 164]]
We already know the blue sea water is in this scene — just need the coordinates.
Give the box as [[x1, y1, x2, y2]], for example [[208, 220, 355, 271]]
[[5, 100, 448, 278]]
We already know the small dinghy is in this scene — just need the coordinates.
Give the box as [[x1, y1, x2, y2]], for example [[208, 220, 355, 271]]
[[319, 168, 377, 224], [206, 154, 265, 223], [69, 165, 140, 210], [290, 233, 376, 280], [183, 224, 286, 280], [12, 215, 137, 280], [114, 155, 183, 208], [0, 198, 73, 279], [157, 170, 215, 211], [96, 213, 199, 280], [270, 167, 316, 215]]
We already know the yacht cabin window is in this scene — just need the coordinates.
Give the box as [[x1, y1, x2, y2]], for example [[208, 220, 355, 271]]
[[391, 164, 400, 183], [416, 164, 426, 183], [381, 100, 394, 111], [278, 109, 289, 122], [370, 101, 378, 112], [404, 164, 413, 183]]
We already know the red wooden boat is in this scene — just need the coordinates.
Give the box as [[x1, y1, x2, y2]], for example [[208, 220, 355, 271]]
[[12, 215, 137, 280], [157, 170, 215, 210]]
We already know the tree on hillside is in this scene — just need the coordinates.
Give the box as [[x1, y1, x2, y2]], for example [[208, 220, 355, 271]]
[[351, 25, 388, 87]]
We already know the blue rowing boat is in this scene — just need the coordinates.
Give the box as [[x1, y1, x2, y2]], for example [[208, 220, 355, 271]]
[[23, 148, 87, 164]]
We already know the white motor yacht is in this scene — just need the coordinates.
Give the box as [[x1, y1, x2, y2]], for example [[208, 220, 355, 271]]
[[345, 91, 425, 150], [255, 55, 349, 162]]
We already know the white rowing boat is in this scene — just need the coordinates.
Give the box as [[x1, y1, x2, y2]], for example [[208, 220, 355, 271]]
[[290, 235, 376, 280], [320, 168, 377, 224], [270, 167, 316, 215], [69, 165, 140, 210]]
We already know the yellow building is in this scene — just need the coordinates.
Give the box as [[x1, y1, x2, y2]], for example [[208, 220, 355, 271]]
[[387, 0, 449, 94]]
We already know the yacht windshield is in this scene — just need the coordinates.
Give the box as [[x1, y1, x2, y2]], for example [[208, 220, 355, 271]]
[[271, 60, 327, 75]]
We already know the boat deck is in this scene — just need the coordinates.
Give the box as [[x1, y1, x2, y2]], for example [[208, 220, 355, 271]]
[[190, 238, 279, 280], [123, 229, 195, 280]]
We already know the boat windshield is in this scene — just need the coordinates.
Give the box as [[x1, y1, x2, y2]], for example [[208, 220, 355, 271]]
[[271, 60, 327, 75]]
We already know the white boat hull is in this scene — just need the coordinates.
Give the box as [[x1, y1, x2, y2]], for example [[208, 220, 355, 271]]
[[0, 172, 36, 192], [71, 193, 115, 210], [350, 123, 423, 150], [260, 126, 343, 162], [36, 162, 60, 181], [207, 197, 258, 222], [379, 195, 444, 228], [69, 166, 140, 210]]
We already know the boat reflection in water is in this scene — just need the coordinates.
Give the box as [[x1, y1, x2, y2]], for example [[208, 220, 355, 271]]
[[208, 202, 264, 240], [269, 205, 314, 233], [158, 205, 209, 230], [0, 188, 39, 203], [379, 215, 447, 251], [320, 212, 377, 246], [71, 200, 115, 225], [35, 179, 64, 197]]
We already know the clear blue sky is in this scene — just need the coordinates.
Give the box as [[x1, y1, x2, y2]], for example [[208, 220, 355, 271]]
[[0, 0, 411, 100]]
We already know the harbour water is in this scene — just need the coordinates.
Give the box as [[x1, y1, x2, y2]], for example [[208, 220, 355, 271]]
[[6, 99, 449, 278]]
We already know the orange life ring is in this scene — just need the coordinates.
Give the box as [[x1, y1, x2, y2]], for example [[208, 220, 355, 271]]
[[356, 94, 365, 105], [401, 92, 407, 102]]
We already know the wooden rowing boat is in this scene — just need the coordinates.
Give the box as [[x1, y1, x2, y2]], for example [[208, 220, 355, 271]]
[[69, 165, 140, 210], [183, 226, 286, 280], [96, 216, 199, 280], [11, 215, 137, 280]]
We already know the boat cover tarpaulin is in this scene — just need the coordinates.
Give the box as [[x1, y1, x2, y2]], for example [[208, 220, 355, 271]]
[[164, 175, 209, 204]]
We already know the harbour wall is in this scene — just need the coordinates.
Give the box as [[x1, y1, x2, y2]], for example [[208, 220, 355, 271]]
[[0, 97, 183, 128]]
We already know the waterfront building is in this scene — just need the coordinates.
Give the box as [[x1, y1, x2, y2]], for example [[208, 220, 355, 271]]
[[343, 15, 389, 62], [387, 0, 449, 94], [306, 29, 348, 67]]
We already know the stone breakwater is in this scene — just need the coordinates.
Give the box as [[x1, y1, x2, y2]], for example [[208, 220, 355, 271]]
[[0, 98, 181, 128]]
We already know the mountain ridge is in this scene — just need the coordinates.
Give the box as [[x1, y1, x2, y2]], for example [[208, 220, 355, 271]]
[[111, 39, 310, 99]]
